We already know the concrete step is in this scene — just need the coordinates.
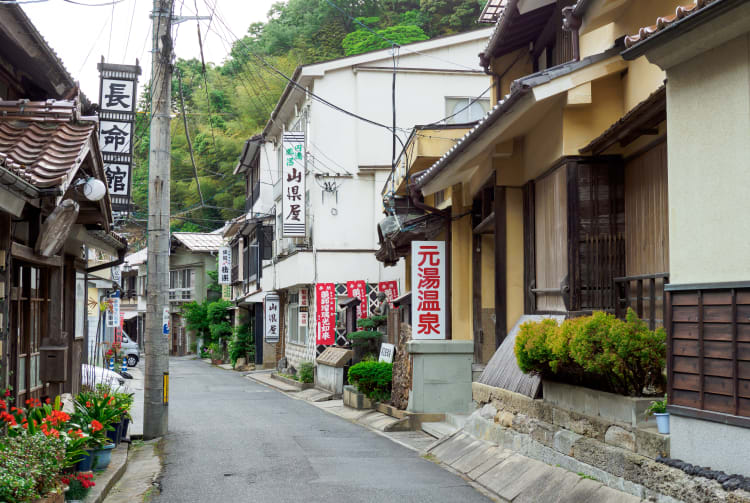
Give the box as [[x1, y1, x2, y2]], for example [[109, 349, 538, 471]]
[[246, 372, 300, 392], [422, 421, 458, 439], [445, 413, 470, 430]]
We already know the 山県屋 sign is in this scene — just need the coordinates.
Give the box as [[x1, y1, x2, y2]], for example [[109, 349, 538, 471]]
[[282, 132, 306, 238]]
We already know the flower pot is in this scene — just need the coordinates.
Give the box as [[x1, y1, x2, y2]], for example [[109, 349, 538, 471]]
[[106, 421, 123, 445], [121, 417, 130, 441], [76, 449, 95, 472], [92, 443, 116, 472], [655, 412, 670, 434]]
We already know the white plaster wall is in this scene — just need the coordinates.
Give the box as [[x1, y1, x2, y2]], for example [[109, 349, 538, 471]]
[[671, 414, 750, 477], [667, 33, 750, 285], [253, 142, 278, 217]]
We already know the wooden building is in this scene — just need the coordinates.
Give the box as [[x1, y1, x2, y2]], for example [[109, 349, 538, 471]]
[[0, 5, 126, 405]]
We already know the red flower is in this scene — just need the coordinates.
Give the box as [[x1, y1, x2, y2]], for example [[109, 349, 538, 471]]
[[90, 419, 103, 432], [86, 401, 92, 408], [45, 397, 51, 404], [3, 389, 10, 397]]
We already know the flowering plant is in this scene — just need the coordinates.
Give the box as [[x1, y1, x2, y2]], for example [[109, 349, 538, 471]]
[[61, 472, 95, 500], [74, 387, 124, 447], [0, 433, 66, 502]]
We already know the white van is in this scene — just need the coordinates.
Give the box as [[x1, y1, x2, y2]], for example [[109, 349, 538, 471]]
[[121, 332, 140, 367]]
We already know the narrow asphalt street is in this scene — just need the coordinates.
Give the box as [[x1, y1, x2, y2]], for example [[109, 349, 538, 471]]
[[154, 357, 492, 503]]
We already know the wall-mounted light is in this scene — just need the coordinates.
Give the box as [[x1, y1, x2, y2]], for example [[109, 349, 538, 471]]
[[74, 177, 107, 202]]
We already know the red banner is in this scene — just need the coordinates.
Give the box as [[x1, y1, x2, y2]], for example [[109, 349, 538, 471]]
[[316, 283, 336, 345], [378, 281, 399, 307], [347, 280, 368, 326]]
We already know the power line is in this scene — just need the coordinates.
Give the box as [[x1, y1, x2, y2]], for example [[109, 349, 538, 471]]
[[177, 70, 204, 205], [122, 0, 139, 60]]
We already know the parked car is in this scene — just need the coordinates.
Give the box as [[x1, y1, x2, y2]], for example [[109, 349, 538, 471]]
[[121, 332, 140, 367], [81, 364, 131, 393]]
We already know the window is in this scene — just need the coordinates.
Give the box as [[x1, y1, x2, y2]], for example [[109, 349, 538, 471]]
[[445, 97, 490, 124], [169, 268, 193, 301], [287, 292, 307, 345], [434, 189, 446, 206]]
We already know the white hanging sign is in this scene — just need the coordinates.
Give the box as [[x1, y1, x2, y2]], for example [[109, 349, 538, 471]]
[[379, 343, 395, 363], [163, 307, 170, 336], [282, 132, 306, 237], [411, 241, 446, 340], [218, 246, 232, 285], [106, 297, 121, 328], [265, 293, 280, 343]]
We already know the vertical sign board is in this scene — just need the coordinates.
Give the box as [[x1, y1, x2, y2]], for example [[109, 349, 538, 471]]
[[346, 280, 368, 326], [316, 283, 336, 345], [378, 281, 399, 308], [98, 60, 141, 216], [411, 241, 446, 340], [106, 297, 121, 328], [299, 288, 308, 308], [282, 132, 306, 237], [264, 293, 280, 343], [218, 246, 231, 285], [111, 265, 122, 287]]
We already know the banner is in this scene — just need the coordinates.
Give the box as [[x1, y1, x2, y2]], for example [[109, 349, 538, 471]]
[[106, 297, 120, 328], [378, 281, 399, 307], [346, 280, 368, 325], [218, 246, 231, 285], [411, 241, 446, 340], [316, 283, 336, 345], [264, 293, 280, 343], [98, 60, 141, 215], [282, 132, 306, 237]]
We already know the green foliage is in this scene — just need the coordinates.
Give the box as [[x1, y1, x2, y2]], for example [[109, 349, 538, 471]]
[[298, 361, 315, 384], [181, 301, 210, 340], [347, 361, 393, 401], [645, 395, 668, 416], [342, 24, 428, 55], [515, 309, 666, 396], [0, 434, 66, 502], [209, 342, 223, 361], [229, 323, 255, 365], [357, 315, 387, 330]]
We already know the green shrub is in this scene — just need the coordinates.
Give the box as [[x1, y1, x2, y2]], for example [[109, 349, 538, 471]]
[[298, 361, 314, 384], [348, 361, 392, 402], [357, 316, 387, 331], [229, 323, 255, 365], [0, 433, 66, 502], [515, 309, 666, 396]]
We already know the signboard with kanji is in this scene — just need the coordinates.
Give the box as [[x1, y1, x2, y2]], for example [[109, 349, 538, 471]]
[[106, 297, 121, 328], [98, 60, 141, 214], [379, 343, 395, 363], [346, 280, 368, 325], [282, 132, 306, 238], [411, 241, 446, 340], [299, 288, 308, 308], [218, 246, 232, 285], [265, 293, 280, 343], [316, 283, 336, 345], [378, 281, 399, 307]]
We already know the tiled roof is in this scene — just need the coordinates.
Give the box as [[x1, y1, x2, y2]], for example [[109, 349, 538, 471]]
[[0, 99, 97, 189], [624, 0, 718, 48], [172, 232, 224, 252]]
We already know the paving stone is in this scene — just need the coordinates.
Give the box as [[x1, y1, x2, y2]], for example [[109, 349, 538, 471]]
[[451, 445, 500, 474], [513, 466, 581, 503], [430, 433, 470, 460], [441, 439, 486, 466], [478, 454, 553, 501], [558, 477, 606, 503], [587, 485, 641, 503], [467, 449, 512, 480]]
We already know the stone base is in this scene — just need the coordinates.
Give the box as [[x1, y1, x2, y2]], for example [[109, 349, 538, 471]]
[[407, 339, 473, 414], [671, 413, 750, 478], [343, 385, 372, 410], [316, 364, 344, 395]]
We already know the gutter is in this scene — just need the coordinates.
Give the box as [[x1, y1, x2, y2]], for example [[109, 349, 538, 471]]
[[0, 165, 40, 199]]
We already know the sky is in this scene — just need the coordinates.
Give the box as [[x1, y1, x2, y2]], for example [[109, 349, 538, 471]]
[[22, 0, 276, 101]]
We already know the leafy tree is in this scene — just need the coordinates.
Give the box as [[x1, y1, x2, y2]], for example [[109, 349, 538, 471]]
[[342, 24, 429, 55]]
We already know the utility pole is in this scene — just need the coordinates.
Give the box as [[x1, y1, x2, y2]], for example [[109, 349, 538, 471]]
[[144, 0, 173, 439]]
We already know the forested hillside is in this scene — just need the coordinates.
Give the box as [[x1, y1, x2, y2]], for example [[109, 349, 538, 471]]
[[125, 0, 485, 248]]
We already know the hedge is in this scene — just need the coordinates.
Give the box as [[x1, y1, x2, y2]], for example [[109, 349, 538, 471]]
[[347, 361, 392, 401], [514, 309, 666, 396]]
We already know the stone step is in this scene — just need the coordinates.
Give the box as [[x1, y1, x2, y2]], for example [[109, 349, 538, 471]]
[[445, 413, 470, 430], [422, 421, 458, 439], [246, 372, 300, 392]]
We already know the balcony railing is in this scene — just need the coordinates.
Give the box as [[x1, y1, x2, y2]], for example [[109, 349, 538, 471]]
[[614, 272, 669, 330]]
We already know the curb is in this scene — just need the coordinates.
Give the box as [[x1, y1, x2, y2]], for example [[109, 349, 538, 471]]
[[84, 445, 129, 503]]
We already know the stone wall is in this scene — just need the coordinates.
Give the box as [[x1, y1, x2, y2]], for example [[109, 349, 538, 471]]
[[390, 323, 412, 410], [472, 382, 750, 503]]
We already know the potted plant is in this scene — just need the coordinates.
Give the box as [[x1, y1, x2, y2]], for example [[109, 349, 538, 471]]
[[61, 473, 94, 502], [646, 395, 669, 434], [209, 342, 223, 365]]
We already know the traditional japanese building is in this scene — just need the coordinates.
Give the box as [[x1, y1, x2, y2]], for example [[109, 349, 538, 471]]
[[0, 4, 127, 404]]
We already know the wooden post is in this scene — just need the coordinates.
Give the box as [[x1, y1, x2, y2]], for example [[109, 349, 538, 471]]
[[494, 186, 507, 349]]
